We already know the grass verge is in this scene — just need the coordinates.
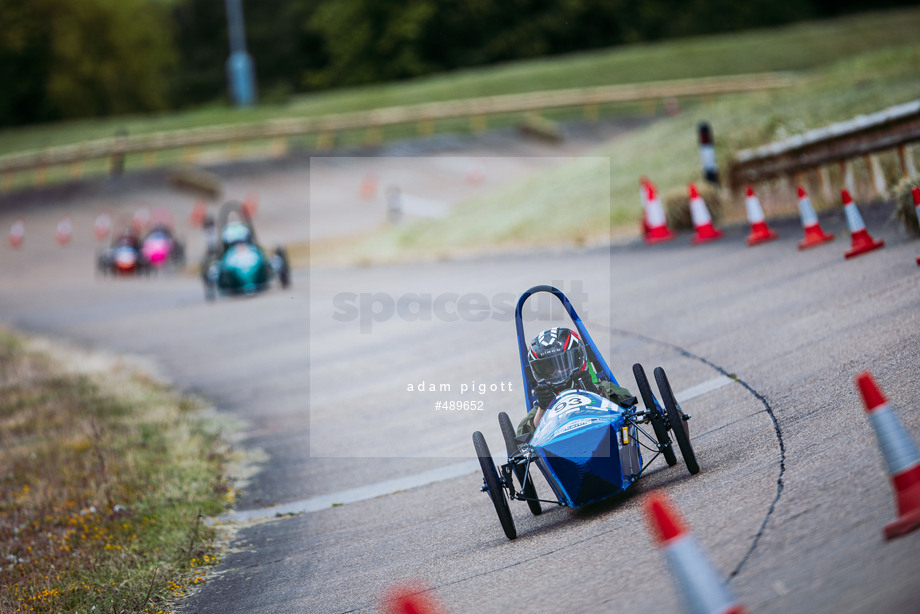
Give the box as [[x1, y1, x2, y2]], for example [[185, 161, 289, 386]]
[[0, 330, 232, 614]]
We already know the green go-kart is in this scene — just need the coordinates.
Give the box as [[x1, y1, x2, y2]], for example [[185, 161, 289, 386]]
[[201, 201, 290, 301]]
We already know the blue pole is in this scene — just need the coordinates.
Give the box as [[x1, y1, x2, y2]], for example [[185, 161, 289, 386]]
[[225, 0, 257, 107]]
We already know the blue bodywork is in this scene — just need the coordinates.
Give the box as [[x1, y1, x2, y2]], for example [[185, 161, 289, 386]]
[[529, 390, 641, 507], [515, 285, 642, 508]]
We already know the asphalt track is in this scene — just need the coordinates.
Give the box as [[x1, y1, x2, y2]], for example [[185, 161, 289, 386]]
[[1, 130, 919, 614]]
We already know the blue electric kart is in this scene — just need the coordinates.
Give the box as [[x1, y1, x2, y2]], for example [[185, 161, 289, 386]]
[[472, 285, 699, 540]]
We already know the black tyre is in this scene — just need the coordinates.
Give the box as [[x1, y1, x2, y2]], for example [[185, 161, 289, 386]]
[[275, 246, 290, 289], [633, 363, 677, 466], [473, 431, 516, 539], [654, 367, 699, 475], [204, 279, 216, 302], [173, 242, 186, 267], [498, 412, 541, 516]]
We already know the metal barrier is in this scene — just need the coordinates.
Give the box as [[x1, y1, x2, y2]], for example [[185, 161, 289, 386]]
[[729, 99, 920, 199]]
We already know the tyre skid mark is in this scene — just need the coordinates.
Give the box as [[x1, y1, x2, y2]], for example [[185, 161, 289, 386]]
[[601, 324, 785, 580]]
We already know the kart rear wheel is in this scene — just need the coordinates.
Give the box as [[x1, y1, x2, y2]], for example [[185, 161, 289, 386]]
[[473, 431, 517, 539], [633, 363, 677, 466], [498, 412, 541, 516], [654, 367, 699, 475], [173, 241, 186, 267], [275, 246, 290, 289]]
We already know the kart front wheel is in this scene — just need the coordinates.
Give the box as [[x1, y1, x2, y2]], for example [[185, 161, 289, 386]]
[[654, 367, 699, 475], [498, 412, 541, 516], [633, 363, 677, 466], [473, 431, 516, 540]]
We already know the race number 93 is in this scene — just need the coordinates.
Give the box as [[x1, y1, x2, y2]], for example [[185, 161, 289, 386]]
[[551, 394, 591, 413]]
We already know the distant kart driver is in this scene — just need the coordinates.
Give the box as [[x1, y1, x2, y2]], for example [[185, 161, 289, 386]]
[[221, 220, 252, 249], [516, 327, 633, 441]]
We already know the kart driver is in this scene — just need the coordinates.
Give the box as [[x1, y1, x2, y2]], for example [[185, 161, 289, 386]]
[[221, 221, 252, 249], [516, 327, 633, 441]]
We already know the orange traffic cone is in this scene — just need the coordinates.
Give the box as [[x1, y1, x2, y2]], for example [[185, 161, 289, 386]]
[[796, 186, 834, 249], [242, 192, 259, 218], [360, 173, 378, 201], [55, 216, 73, 246], [466, 161, 485, 185], [856, 371, 920, 540], [9, 218, 25, 249], [133, 205, 151, 233], [744, 185, 778, 246], [644, 181, 677, 244], [93, 211, 112, 241], [912, 187, 920, 266], [190, 200, 208, 228], [639, 176, 650, 240], [645, 492, 748, 614], [382, 582, 445, 614], [688, 183, 722, 245], [841, 189, 884, 259]]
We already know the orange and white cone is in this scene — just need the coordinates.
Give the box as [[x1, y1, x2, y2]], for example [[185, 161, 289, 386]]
[[645, 492, 748, 614], [640, 177, 650, 239], [644, 181, 676, 244], [856, 371, 920, 540], [242, 192, 259, 218], [688, 183, 722, 245], [381, 582, 445, 614], [55, 216, 73, 246], [466, 161, 485, 185], [93, 211, 112, 241], [744, 185, 778, 246], [841, 189, 884, 259], [9, 218, 25, 249], [190, 200, 208, 228], [912, 186, 920, 266], [133, 205, 151, 233], [360, 172, 378, 201], [796, 186, 834, 249]]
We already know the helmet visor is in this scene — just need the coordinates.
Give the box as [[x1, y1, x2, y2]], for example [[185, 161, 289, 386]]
[[530, 346, 585, 385]]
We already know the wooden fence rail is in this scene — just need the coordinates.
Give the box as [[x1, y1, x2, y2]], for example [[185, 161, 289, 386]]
[[0, 72, 796, 181]]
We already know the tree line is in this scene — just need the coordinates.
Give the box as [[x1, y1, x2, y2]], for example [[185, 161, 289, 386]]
[[0, 0, 912, 128]]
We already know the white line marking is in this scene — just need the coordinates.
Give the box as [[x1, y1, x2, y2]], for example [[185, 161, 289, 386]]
[[221, 461, 480, 522], [675, 375, 734, 404], [219, 376, 733, 522]]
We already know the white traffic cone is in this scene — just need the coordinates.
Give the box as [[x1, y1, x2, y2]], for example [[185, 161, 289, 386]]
[[841, 189, 884, 259], [645, 492, 748, 614], [744, 185, 778, 246], [856, 371, 920, 540], [688, 183, 723, 245]]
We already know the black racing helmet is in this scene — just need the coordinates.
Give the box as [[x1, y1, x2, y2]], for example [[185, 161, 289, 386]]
[[528, 327, 588, 387]]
